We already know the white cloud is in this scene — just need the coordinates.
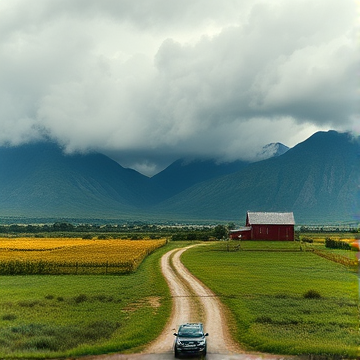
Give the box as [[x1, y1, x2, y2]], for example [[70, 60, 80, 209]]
[[0, 0, 357, 175]]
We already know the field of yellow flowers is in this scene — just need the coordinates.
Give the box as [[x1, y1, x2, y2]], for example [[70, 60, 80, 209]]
[[0, 237, 167, 274]]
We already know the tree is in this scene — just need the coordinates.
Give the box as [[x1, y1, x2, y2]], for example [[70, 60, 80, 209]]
[[213, 225, 228, 239], [227, 222, 236, 231]]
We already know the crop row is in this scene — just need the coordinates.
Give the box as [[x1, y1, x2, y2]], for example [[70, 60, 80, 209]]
[[312, 248, 358, 268], [0, 238, 167, 274]]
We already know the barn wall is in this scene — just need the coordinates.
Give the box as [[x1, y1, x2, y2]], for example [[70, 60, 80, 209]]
[[251, 224, 294, 241], [230, 230, 251, 240]]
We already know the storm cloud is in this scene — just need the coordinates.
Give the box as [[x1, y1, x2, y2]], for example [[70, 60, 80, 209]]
[[0, 0, 358, 175]]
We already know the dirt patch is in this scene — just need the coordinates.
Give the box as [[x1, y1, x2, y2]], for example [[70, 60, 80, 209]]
[[147, 296, 161, 308], [121, 296, 161, 313]]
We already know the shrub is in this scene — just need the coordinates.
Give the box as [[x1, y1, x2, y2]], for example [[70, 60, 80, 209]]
[[93, 294, 114, 302], [255, 316, 273, 324], [74, 294, 87, 304], [23, 336, 59, 351], [45, 295, 54, 300], [303, 289, 321, 299], [2, 314, 17, 321], [82, 234, 93, 239], [325, 238, 351, 250], [18, 300, 40, 307]]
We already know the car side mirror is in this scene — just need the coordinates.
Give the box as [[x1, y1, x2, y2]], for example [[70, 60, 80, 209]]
[[204, 333, 209, 336], [173, 333, 178, 336]]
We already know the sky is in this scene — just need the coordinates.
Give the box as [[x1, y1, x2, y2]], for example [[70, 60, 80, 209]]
[[0, 0, 358, 176]]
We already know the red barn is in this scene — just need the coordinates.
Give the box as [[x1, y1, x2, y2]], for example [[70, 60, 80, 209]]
[[230, 211, 295, 241]]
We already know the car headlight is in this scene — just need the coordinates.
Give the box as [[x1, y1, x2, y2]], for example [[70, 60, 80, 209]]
[[198, 339, 205, 345]]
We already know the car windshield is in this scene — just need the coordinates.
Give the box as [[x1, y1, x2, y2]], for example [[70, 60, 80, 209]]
[[178, 326, 203, 338]]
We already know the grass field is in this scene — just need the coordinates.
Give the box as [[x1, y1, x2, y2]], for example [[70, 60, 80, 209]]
[[0, 241, 195, 359], [1, 236, 359, 358], [0, 238, 167, 274], [181, 241, 359, 357]]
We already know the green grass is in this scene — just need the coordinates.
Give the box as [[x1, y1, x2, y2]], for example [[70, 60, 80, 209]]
[[0, 241, 193, 358], [181, 241, 359, 357]]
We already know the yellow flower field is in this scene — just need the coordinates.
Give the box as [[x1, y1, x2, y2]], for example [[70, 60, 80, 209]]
[[0, 237, 167, 274]]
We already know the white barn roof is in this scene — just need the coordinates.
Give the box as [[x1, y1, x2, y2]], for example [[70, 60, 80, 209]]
[[230, 227, 251, 233], [247, 212, 295, 225]]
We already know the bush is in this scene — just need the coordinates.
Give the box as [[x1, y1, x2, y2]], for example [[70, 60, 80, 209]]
[[2, 314, 17, 321], [82, 234, 93, 239], [255, 316, 273, 324], [18, 300, 40, 307], [325, 238, 351, 250], [303, 289, 321, 299], [130, 235, 143, 240], [301, 237, 313, 243], [74, 294, 87, 304]]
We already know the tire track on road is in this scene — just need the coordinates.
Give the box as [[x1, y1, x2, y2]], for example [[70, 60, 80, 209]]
[[147, 245, 242, 355]]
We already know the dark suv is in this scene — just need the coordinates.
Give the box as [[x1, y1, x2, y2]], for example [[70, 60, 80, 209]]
[[173, 323, 208, 357]]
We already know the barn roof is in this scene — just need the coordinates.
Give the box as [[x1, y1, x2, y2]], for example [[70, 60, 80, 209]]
[[230, 227, 252, 233], [247, 211, 295, 225]]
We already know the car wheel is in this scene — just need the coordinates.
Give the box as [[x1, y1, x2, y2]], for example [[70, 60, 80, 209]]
[[174, 349, 179, 358]]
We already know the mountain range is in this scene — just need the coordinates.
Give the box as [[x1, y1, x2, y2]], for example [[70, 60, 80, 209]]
[[0, 130, 359, 224]]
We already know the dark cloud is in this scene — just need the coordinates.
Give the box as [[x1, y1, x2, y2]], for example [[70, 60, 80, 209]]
[[0, 0, 357, 175]]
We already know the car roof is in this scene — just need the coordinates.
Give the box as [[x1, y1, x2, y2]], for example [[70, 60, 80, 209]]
[[179, 323, 203, 329]]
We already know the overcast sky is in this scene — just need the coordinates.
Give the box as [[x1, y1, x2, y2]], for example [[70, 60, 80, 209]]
[[0, 0, 358, 175]]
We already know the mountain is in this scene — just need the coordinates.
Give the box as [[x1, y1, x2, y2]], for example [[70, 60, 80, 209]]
[[0, 131, 358, 224], [0, 143, 160, 218], [153, 131, 360, 224], [150, 143, 288, 199], [150, 158, 249, 200], [255, 142, 289, 160]]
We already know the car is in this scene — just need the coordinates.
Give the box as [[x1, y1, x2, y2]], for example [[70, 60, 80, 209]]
[[173, 323, 208, 357]]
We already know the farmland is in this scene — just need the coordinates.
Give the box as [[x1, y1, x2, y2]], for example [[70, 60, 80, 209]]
[[181, 240, 359, 357], [0, 238, 167, 274], [0, 233, 359, 358], [0, 240, 197, 359]]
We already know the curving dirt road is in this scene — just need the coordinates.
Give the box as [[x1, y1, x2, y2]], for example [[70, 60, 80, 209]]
[[81, 245, 293, 360], [146, 245, 241, 355]]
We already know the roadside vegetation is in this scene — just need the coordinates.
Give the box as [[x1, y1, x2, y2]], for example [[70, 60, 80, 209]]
[[181, 240, 359, 357], [0, 240, 193, 359]]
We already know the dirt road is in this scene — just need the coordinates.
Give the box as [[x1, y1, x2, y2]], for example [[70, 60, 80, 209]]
[[146, 245, 241, 355], [82, 245, 293, 360]]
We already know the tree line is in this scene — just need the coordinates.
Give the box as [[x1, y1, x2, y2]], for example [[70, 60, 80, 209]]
[[0, 222, 234, 240]]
